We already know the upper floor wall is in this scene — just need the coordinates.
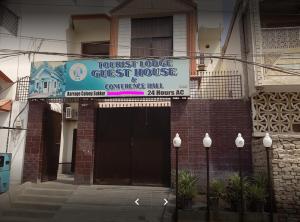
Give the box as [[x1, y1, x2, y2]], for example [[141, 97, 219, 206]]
[[109, 0, 197, 75], [67, 14, 111, 55], [247, 0, 300, 92], [0, 0, 119, 83]]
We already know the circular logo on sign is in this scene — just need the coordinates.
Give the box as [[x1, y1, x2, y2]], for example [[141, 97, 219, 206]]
[[69, 63, 87, 81]]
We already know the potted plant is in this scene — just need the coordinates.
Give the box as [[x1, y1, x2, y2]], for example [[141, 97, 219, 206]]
[[224, 173, 249, 211], [246, 183, 267, 212], [246, 173, 267, 212], [210, 179, 225, 210], [178, 170, 198, 209]]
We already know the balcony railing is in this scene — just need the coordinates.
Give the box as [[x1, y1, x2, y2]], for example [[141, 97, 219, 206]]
[[191, 71, 243, 100], [262, 27, 300, 49]]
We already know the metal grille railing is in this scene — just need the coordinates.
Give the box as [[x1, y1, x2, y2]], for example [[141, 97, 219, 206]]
[[17, 71, 243, 102], [190, 71, 243, 99], [15, 76, 30, 102]]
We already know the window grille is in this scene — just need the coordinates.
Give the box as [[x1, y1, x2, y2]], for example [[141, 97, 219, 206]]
[[15, 76, 29, 102], [190, 71, 243, 100]]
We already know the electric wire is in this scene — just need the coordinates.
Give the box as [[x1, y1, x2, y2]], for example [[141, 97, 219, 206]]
[[0, 75, 28, 96], [1, 32, 300, 58], [0, 48, 299, 76]]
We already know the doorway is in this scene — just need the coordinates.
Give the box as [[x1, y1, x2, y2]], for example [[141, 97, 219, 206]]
[[41, 108, 62, 182], [94, 107, 170, 187]]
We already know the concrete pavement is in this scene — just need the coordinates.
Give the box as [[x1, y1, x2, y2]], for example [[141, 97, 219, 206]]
[[0, 180, 175, 222]]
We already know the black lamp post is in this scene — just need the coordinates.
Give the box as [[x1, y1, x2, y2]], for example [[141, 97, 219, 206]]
[[173, 133, 182, 222], [235, 133, 245, 222], [263, 133, 273, 222], [203, 133, 212, 222]]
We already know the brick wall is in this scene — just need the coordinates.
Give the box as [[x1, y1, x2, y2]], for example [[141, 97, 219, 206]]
[[252, 137, 268, 175], [23, 101, 49, 183], [74, 100, 96, 184], [271, 135, 300, 222], [170, 99, 252, 189]]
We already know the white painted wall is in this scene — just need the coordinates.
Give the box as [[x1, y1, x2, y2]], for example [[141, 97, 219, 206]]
[[197, 0, 236, 71], [0, 113, 10, 152], [0, 0, 119, 183], [67, 18, 111, 54], [220, 19, 243, 72], [6, 102, 28, 184], [59, 120, 77, 174], [117, 18, 131, 57], [59, 103, 78, 174], [197, 0, 223, 71], [173, 14, 187, 57]]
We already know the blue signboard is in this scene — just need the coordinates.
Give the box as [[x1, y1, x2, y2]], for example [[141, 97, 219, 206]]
[[29, 59, 190, 98]]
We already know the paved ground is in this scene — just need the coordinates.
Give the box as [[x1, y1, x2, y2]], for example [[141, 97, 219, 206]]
[[0, 177, 175, 222]]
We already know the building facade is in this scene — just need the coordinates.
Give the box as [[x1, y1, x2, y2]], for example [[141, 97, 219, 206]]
[[1, 0, 299, 219], [219, 0, 300, 220], [0, 0, 255, 190]]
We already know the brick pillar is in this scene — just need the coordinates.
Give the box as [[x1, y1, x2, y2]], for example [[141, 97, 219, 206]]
[[74, 100, 96, 184], [23, 101, 49, 183]]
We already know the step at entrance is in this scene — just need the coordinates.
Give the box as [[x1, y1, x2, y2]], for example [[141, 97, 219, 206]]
[[0, 181, 75, 222]]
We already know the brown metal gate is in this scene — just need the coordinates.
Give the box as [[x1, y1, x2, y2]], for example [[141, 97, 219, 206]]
[[94, 107, 170, 186]]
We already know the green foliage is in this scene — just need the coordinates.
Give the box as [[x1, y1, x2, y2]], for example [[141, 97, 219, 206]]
[[246, 183, 267, 203], [252, 173, 268, 190], [178, 170, 198, 199], [224, 173, 249, 205], [246, 173, 268, 211], [210, 179, 225, 198]]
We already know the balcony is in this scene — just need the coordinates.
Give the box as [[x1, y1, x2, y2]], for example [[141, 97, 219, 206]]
[[262, 27, 300, 50], [259, 27, 300, 90]]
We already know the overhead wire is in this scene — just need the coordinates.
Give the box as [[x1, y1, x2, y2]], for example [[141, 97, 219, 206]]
[[1, 32, 299, 58], [0, 75, 29, 98], [0, 47, 299, 77]]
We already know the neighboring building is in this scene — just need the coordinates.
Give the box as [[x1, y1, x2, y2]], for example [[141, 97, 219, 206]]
[[0, 70, 14, 143], [251, 0, 300, 220], [1, 0, 299, 219], [221, 0, 300, 220], [0, 0, 120, 183]]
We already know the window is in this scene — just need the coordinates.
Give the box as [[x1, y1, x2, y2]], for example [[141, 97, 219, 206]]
[[43, 82, 48, 89], [81, 41, 110, 56], [36, 82, 40, 89], [54, 81, 57, 88], [131, 17, 173, 57]]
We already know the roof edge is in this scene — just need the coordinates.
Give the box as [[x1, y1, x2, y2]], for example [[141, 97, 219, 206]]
[[110, 0, 196, 14], [0, 71, 13, 83]]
